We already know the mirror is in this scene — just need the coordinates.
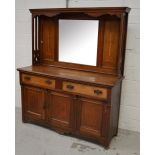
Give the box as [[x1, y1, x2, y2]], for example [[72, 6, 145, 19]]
[[59, 20, 99, 66]]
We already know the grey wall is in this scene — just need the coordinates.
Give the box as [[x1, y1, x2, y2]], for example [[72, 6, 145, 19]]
[[15, 0, 140, 132]]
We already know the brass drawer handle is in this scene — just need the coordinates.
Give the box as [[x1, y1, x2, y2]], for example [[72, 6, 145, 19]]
[[45, 79, 52, 85], [94, 89, 102, 95], [66, 84, 74, 90], [24, 76, 31, 81]]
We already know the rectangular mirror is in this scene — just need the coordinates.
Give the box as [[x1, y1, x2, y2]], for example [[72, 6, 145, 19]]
[[59, 20, 99, 66]]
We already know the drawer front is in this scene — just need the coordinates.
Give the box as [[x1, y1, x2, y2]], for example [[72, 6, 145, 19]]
[[21, 74, 55, 89], [62, 82, 107, 99]]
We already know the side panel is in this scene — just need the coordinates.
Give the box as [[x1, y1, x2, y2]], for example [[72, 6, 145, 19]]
[[109, 82, 122, 139]]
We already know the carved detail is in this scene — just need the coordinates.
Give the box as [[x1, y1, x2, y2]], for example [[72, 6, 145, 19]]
[[33, 50, 40, 64], [33, 12, 121, 19], [84, 12, 121, 18], [33, 13, 60, 18]]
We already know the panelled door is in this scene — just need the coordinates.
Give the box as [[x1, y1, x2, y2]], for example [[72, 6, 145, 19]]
[[77, 97, 105, 138], [47, 91, 75, 132], [22, 86, 45, 121]]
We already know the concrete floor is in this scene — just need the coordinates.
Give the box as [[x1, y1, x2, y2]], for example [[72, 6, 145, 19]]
[[15, 108, 140, 155]]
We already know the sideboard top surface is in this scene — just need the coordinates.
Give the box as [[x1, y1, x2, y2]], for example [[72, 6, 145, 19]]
[[18, 65, 123, 87]]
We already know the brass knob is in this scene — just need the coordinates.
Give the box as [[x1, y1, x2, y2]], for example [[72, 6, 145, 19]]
[[66, 84, 74, 90], [45, 80, 52, 85], [94, 90, 102, 95]]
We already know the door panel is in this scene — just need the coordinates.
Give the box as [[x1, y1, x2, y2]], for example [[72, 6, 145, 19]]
[[22, 86, 45, 120], [78, 98, 103, 137], [48, 92, 74, 131]]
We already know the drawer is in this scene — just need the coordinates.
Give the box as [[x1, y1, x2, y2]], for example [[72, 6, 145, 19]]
[[21, 74, 55, 89], [62, 81, 107, 99]]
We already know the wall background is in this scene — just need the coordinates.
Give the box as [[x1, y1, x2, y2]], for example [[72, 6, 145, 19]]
[[15, 0, 140, 132]]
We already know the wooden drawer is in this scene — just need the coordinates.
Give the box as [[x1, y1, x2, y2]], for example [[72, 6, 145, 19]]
[[62, 81, 107, 99], [21, 74, 55, 89]]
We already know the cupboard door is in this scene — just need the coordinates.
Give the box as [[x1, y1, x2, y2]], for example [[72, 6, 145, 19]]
[[77, 98, 104, 138], [47, 92, 74, 131], [22, 86, 45, 121]]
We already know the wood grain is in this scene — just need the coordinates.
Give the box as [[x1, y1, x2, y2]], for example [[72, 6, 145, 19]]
[[63, 81, 107, 99], [47, 92, 74, 132], [18, 66, 123, 87], [21, 73, 55, 89], [22, 86, 45, 121], [78, 98, 103, 137], [30, 7, 130, 76]]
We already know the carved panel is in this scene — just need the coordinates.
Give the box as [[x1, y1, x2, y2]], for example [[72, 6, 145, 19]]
[[84, 12, 121, 18], [33, 50, 40, 64]]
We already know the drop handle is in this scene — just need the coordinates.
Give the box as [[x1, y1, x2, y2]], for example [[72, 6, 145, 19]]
[[24, 76, 31, 81], [66, 84, 74, 90], [94, 90, 102, 95], [45, 80, 52, 85]]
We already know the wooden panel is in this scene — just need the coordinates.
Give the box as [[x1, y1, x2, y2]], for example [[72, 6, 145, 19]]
[[63, 81, 107, 99], [78, 98, 103, 137], [48, 92, 73, 130], [21, 73, 55, 89], [102, 20, 120, 69], [40, 17, 58, 63], [29, 8, 130, 76], [109, 83, 122, 138], [22, 86, 45, 120]]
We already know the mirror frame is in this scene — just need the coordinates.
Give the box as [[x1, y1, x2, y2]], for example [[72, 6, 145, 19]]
[[58, 19, 99, 66]]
